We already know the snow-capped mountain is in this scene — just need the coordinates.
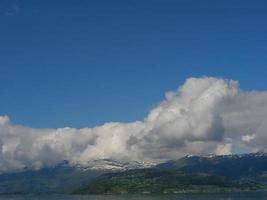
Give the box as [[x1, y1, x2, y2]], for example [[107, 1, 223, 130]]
[[185, 152, 267, 159], [2, 153, 267, 194], [156, 152, 267, 179], [61, 152, 267, 172], [73, 158, 155, 171], [0, 158, 155, 194], [75, 153, 267, 195]]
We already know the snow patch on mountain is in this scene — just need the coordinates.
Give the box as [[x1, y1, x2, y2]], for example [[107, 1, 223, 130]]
[[72, 159, 155, 171]]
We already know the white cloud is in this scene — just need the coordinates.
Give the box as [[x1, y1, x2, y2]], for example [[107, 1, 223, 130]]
[[0, 116, 9, 125], [1, 77, 267, 172], [242, 134, 256, 143], [215, 143, 232, 155]]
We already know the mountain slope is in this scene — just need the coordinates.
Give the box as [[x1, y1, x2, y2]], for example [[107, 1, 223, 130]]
[[0, 159, 152, 194], [75, 153, 267, 194], [3, 153, 267, 194], [0, 163, 102, 194], [157, 153, 267, 180], [75, 169, 266, 194], [75, 158, 154, 171]]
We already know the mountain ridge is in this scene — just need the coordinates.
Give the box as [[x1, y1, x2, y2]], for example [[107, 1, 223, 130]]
[[74, 152, 267, 194], [2, 152, 267, 194]]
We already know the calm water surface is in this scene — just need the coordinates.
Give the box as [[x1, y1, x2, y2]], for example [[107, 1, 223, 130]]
[[1, 193, 267, 200]]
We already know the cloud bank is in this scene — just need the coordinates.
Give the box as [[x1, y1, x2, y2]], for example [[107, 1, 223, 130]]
[[1, 77, 267, 172]]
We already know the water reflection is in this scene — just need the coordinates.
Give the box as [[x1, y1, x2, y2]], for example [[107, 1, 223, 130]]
[[1, 193, 267, 200]]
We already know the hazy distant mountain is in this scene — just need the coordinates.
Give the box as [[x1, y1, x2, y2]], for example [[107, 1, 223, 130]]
[[0, 161, 100, 194]]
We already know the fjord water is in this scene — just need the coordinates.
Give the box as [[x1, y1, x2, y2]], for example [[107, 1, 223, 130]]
[[1, 193, 267, 200]]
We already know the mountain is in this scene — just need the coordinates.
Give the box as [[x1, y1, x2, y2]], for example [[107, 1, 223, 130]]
[[3, 153, 267, 195], [75, 153, 267, 194], [0, 159, 152, 194], [157, 153, 267, 180], [75, 158, 154, 171], [0, 161, 102, 194], [74, 169, 266, 194]]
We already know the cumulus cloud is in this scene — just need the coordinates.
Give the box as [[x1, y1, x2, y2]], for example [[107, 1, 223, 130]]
[[1, 77, 267, 172], [242, 134, 256, 143], [215, 143, 232, 155]]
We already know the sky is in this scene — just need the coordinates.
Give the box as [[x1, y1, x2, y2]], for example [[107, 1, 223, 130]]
[[1, 0, 267, 128], [1, 0, 267, 172]]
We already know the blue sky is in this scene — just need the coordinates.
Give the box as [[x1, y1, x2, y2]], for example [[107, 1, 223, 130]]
[[1, 0, 267, 128]]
